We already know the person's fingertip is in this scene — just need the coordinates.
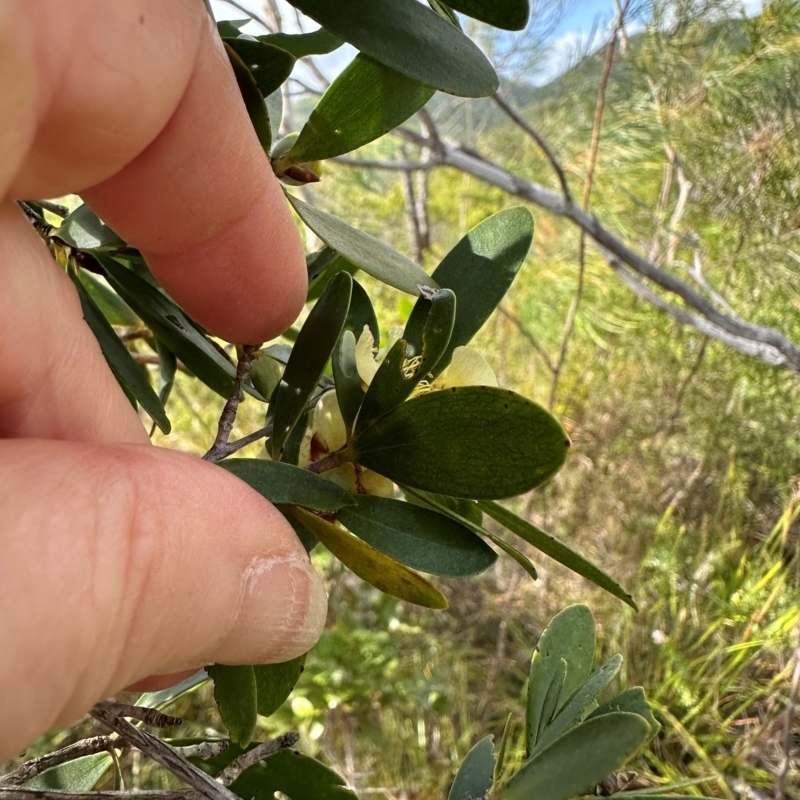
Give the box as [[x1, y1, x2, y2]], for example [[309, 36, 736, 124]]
[[213, 555, 327, 665]]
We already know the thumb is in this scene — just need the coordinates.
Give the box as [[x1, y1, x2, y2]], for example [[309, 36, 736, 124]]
[[0, 440, 326, 760]]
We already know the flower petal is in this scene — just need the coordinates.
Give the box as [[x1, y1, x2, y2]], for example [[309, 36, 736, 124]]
[[355, 325, 380, 386], [433, 346, 497, 390]]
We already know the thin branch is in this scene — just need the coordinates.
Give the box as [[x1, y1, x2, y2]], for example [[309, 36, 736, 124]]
[[172, 742, 229, 761], [492, 93, 573, 205], [216, 733, 299, 786], [498, 305, 555, 373], [92, 702, 181, 728], [203, 346, 257, 462], [90, 705, 239, 800], [382, 127, 800, 374], [0, 739, 118, 787], [0, 790, 194, 800]]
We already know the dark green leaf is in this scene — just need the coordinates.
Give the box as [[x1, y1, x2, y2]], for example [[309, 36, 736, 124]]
[[277, 55, 434, 167], [219, 459, 355, 513], [448, 735, 495, 800], [332, 280, 379, 429], [337, 495, 496, 577], [229, 749, 357, 800], [478, 501, 637, 609], [588, 687, 660, 740], [98, 255, 236, 397], [410, 490, 483, 527], [207, 664, 258, 748], [224, 42, 273, 154], [24, 754, 112, 791], [254, 654, 306, 718], [293, 508, 448, 608], [358, 289, 455, 431], [287, 195, 434, 295], [494, 713, 514, 784], [78, 270, 140, 326], [428, 0, 461, 27], [536, 654, 624, 753], [446, 0, 530, 30], [352, 386, 569, 499], [479, 528, 538, 581], [287, 0, 498, 97], [281, 505, 318, 553], [54, 203, 123, 251], [527, 605, 595, 755], [224, 38, 296, 100], [258, 28, 343, 58], [154, 340, 177, 410], [405, 207, 533, 376], [72, 276, 170, 433], [307, 252, 359, 302], [216, 19, 250, 38], [500, 713, 649, 800], [271, 272, 352, 458]]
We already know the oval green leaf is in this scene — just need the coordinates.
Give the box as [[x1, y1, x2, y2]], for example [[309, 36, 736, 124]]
[[446, 0, 530, 30], [478, 501, 637, 609], [500, 713, 650, 800], [254, 654, 306, 718], [24, 754, 113, 791], [405, 207, 533, 376], [54, 203, 123, 251], [229, 749, 358, 800], [224, 38, 296, 99], [271, 272, 352, 459], [448, 735, 495, 800], [588, 687, 660, 740], [219, 459, 355, 513], [292, 507, 448, 608], [352, 386, 569, 499], [337, 495, 496, 577], [526, 604, 596, 755], [278, 55, 434, 167], [287, 195, 434, 296], [258, 28, 343, 58], [78, 270, 140, 327], [287, 0, 498, 97], [207, 664, 258, 749]]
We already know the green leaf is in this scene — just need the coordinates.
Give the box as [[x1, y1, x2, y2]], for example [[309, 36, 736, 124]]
[[98, 255, 236, 397], [136, 671, 209, 710], [494, 713, 514, 784], [588, 687, 660, 740], [250, 354, 282, 402], [266, 89, 283, 136], [292, 508, 448, 608], [229, 749, 358, 800], [224, 38, 296, 100], [287, 195, 434, 296], [54, 203, 123, 251], [352, 386, 570, 499], [78, 270, 140, 326], [536, 654, 623, 753], [307, 251, 359, 302], [478, 501, 637, 609], [537, 657, 567, 744], [278, 55, 434, 167], [154, 339, 178, 410], [224, 42, 273, 154], [219, 459, 356, 513], [72, 275, 170, 433], [24, 753, 112, 791], [281, 505, 318, 553], [527, 605, 595, 755], [258, 28, 343, 58], [357, 289, 456, 431], [336, 495, 497, 577], [415, 491, 483, 527], [479, 528, 538, 581], [446, 0, 530, 30], [207, 664, 258, 748], [216, 19, 250, 38], [500, 713, 650, 800], [405, 207, 533, 376], [287, 0, 498, 97], [332, 280, 379, 429], [448, 735, 495, 800], [271, 272, 352, 458], [254, 654, 307, 718]]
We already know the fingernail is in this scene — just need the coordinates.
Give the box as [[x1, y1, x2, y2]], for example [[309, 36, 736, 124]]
[[220, 556, 327, 664]]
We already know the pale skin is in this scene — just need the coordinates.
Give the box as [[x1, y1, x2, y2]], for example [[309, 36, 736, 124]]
[[0, 0, 327, 761]]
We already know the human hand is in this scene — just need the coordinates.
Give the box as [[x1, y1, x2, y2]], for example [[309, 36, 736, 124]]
[[0, 0, 326, 761]]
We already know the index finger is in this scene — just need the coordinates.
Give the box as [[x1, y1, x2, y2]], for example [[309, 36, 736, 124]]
[[4, 0, 306, 344]]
